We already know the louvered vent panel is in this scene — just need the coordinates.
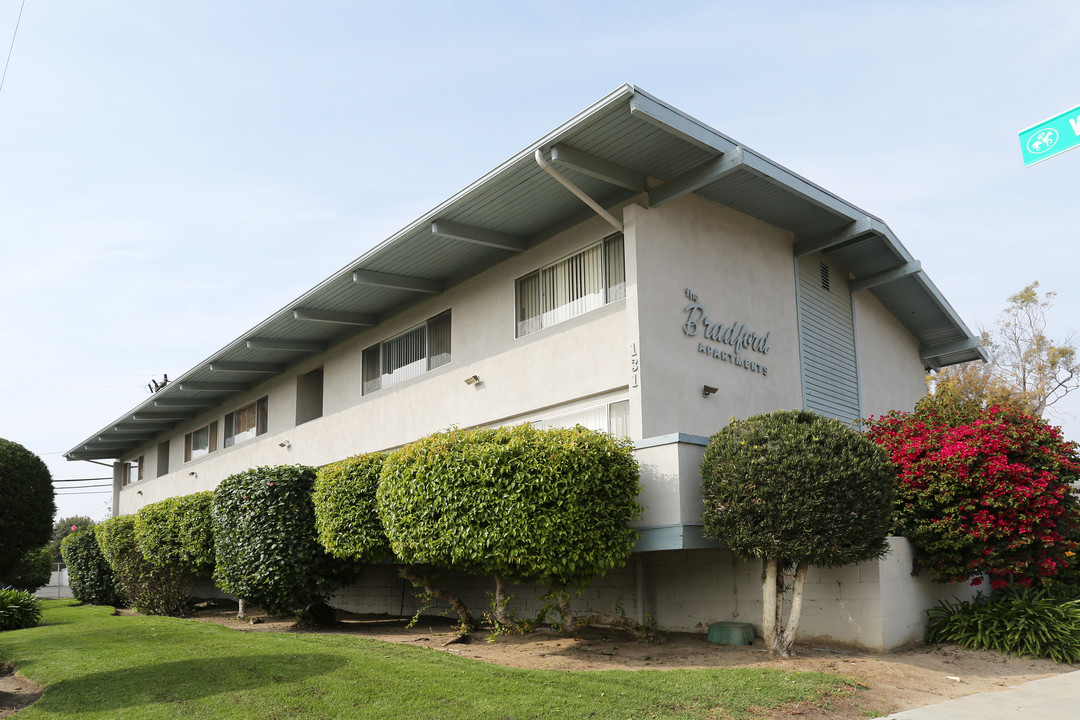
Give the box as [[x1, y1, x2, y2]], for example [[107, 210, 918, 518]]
[[797, 255, 860, 423]]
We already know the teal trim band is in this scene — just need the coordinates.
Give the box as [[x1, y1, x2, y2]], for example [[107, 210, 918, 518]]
[[634, 433, 710, 450], [633, 524, 726, 552]]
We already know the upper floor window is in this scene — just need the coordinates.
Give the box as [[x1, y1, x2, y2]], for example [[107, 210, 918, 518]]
[[224, 396, 268, 448], [123, 456, 144, 487], [362, 310, 451, 395], [184, 421, 218, 462], [516, 233, 625, 337]]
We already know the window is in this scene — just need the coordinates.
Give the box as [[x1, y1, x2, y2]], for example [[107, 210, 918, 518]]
[[532, 399, 630, 436], [224, 396, 268, 448], [516, 233, 625, 337], [295, 367, 324, 425], [156, 441, 170, 477], [123, 456, 144, 487], [362, 310, 451, 395], [184, 421, 219, 462]]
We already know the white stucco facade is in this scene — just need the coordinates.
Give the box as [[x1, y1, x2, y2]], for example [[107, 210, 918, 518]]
[[73, 87, 984, 651]]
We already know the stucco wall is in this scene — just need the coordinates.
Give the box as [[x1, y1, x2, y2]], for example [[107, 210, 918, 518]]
[[854, 289, 926, 419]]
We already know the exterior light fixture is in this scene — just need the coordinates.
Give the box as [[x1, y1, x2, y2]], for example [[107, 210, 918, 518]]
[[279, 440, 291, 448], [188, 471, 198, 477], [702, 385, 718, 398], [465, 375, 480, 385], [136, 490, 143, 495]]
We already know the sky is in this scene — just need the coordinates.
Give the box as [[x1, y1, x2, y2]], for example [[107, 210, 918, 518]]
[[2, 0, 1079, 522]]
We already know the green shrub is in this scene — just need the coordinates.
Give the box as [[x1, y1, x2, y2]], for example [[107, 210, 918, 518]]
[[96, 515, 191, 616], [313, 453, 391, 563], [135, 492, 215, 574], [49, 516, 96, 563], [2, 545, 53, 591], [212, 465, 350, 619], [0, 438, 56, 578], [927, 588, 1080, 663], [60, 530, 121, 606], [0, 588, 42, 631]]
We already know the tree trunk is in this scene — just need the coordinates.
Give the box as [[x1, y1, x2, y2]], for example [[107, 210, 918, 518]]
[[492, 574, 512, 627], [555, 588, 576, 634], [237, 597, 247, 620], [761, 558, 779, 650], [397, 565, 477, 632], [776, 562, 808, 658]]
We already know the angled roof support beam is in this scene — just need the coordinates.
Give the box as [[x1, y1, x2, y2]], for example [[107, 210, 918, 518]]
[[535, 149, 624, 233], [352, 270, 443, 294], [648, 147, 745, 208], [794, 216, 881, 257], [430, 220, 527, 252], [849, 261, 923, 292], [154, 398, 219, 408], [246, 338, 326, 352], [549, 143, 647, 192], [920, 336, 983, 362], [209, 361, 284, 373], [178, 381, 249, 392], [293, 308, 379, 326], [66, 450, 122, 461]]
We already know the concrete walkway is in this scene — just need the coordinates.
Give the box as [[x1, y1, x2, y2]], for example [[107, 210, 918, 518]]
[[879, 670, 1080, 719]]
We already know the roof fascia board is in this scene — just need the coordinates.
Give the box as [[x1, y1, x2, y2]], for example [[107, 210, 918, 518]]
[[920, 336, 983, 360], [794, 216, 882, 257]]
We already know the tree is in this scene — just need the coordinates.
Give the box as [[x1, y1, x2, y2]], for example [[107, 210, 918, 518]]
[[700, 410, 895, 657], [49, 516, 96, 563], [930, 282, 1079, 416], [865, 401, 1080, 589], [0, 438, 56, 578], [1, 546, 52, 591]]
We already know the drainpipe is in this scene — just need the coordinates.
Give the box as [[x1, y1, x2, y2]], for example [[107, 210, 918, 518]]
[[534, 149, 624, 233]]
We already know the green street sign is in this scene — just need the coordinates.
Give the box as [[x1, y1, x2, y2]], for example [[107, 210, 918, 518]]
[[1019, 103, 1080, 166]]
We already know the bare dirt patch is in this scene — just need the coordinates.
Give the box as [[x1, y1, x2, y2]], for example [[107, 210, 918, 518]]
[[185, 600, 1077, 719], [0, 662, 42, 719]]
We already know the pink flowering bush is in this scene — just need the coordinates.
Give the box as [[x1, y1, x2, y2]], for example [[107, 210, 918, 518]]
[[866, 401, 1080, 588]]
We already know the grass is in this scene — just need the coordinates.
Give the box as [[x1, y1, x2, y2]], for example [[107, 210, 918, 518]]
[[0, 601, 854, 719]]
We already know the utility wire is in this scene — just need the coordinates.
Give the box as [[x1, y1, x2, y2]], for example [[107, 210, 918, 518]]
[[0, 0, 27, 98], [53, 477, 112, 483], [56, 483, 111, 489]]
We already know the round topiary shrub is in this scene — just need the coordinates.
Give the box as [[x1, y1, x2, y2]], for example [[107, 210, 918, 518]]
[[0, 588, 42, 631], [0, 438, 56, 578], [212, 465, 350, 619], [61, 529, 122, 606], [313, 453, 391, 563], [135, 491, 215, 575], [96, 515, 191, 616], [1, 546, 53, 592]]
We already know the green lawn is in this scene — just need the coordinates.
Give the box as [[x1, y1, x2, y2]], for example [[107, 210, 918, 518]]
[[1, 601, 853, 719]]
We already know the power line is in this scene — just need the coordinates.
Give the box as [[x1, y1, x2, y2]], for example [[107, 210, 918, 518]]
[[0, 0, 27, 98], [56, 490, 112, 495], [56, 483, 111, 489], [53, 477, 111, 483]]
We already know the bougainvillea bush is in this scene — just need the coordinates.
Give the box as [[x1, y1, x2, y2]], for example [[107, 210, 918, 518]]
[[866, 401, 1080, 589]]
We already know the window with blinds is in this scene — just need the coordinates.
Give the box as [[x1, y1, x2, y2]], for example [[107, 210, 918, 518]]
[[362, 310, 452, 395], [224, 396, 268, 448], [516, 233, 625, 337]]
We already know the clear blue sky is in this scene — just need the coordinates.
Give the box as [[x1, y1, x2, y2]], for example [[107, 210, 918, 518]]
[[2, 1, 1078, 521]]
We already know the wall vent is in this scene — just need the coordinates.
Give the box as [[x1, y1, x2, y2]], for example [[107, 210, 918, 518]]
[[820, 262, 830, 292]]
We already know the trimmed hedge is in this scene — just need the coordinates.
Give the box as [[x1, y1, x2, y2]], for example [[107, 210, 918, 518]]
[[377, 425, 642, 588], [2, 546, 53, 591], [0, 438, 56, 577], [135, 491, 215, 574], [0, 588, 41, 631], [96, 515, 191, 616], [313, 453, 391, 563], [61, 529, 122, 606], [212, 465, 350, 618]]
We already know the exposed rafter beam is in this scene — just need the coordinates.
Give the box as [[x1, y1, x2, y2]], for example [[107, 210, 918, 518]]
[[178, 381, 249, 392], [67, 450, 121, 460], [154, 398, 219, 408], [849, 261, 923, 292], [245, 338, 326, 352], [352, 270, 443, 294], [648, 147, 744, 208], [549, 143, 646, 192], [430, 220, 527, 252], [920, 336, 983, 360], [112, 425, 167, 434], [92, 439, 138, 447], [794, 216, 880, 257], [293, 308, 379, 326], [132, 411, 197, 422], [209, 361, 284, 373]]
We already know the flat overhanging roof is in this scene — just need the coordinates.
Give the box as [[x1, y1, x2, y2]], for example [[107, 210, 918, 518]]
[[66, 85, 984, 461]]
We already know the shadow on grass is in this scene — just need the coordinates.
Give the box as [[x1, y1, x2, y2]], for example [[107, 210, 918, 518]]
[[41, 652, 345, 713]]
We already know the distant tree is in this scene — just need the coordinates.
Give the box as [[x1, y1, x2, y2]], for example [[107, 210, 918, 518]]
[[700, 411, 894, 657], [930, 282, 1079, 416], [49, 516, 96, 563], [0, 438, 56, 578]]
